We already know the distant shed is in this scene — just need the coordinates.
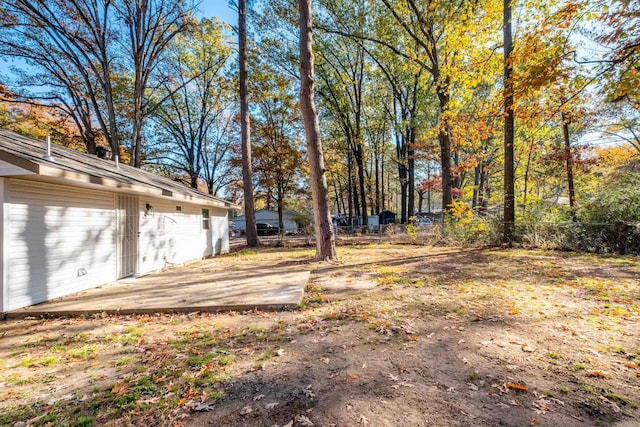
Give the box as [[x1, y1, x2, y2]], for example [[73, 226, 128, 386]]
[[232, 209, 300, 234], [378, 210, 397, 225]]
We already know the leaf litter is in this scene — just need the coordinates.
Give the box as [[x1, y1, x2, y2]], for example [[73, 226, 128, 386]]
[[1, 246, 638, 427]]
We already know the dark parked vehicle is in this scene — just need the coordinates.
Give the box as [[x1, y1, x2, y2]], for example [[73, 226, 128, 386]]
[[256, 222, 279, 236]]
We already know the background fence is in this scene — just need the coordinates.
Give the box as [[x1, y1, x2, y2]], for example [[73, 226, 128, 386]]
[[231, 220, 640, 255]]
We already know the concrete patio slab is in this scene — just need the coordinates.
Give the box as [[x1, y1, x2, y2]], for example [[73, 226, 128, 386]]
[[7, 260, 310, 318]]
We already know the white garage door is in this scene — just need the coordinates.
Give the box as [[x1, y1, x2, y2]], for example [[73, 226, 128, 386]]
[[7, 179, 116, 311]]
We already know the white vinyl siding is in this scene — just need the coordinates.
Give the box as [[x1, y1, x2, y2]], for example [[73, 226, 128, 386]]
[[138, 199, 229, 274], [7, 179, 116, 311]]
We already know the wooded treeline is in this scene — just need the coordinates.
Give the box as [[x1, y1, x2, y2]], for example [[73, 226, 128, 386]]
[[0, 0, 639, 232]]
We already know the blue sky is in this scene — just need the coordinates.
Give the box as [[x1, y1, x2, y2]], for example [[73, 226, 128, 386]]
[[201, 2, 237, 25]]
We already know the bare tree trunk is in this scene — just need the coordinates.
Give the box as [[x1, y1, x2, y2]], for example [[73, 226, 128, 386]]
[[347, 149, 354, 225], [472, 164, 480, 209], [562, 112, 576, 210], [239, 0, 258, 247], [381, 153, 385, 211], [374, 143, 380, 214], [522, 140, 534, 217], [503, 0, 516, 243], [298, 0, 336, 260]]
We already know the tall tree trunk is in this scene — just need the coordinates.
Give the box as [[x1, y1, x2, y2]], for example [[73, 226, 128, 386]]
[[561, 112, 576, 210], [503, 0, 516, 243], [398, 161, 408, 223], [239, 0, 258, 247], [472, 164, 481, 209], [131, 53, 144, 167], [298, 0, 336, 260], [408, 143, 415, 217], [347, 149, 354, 225], [436, 87, 453, 214], [381, 153, 385, 211], [522, 140, 535, 217], [277, 186, 285, 236], [374, 145, 380, 214], [354, 144, 368, 229]]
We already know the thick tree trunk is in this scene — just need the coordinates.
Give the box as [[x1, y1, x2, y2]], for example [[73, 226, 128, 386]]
[[562, 113, 576, 209], [503, 0, 516, 243], [190, 172, 199, 189], [408, 144, 415, 217], [239, 0, 258, 247], [298, 0, 336, 260], [277, 192, 285, 236], [84, 128, 97, 155], [436, 87, 453, 214], [398, 162, 408, 223]]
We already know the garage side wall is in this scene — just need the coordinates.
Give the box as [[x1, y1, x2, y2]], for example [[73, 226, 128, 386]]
[[7, 179, 116, 311], [138, 199, 229, 275]]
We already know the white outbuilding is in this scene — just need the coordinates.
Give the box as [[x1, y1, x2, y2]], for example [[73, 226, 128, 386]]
[[0, 130, 237, 313], [231, 209, 301, 234]]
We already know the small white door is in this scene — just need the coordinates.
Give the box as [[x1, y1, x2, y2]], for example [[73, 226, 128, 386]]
[[116, 195, 138, 278]]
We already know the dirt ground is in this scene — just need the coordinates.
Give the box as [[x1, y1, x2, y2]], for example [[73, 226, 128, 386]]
[[1, 244, 639, 427]]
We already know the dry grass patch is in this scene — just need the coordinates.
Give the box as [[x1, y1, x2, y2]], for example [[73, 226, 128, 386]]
[[1, 244, 638, 427]]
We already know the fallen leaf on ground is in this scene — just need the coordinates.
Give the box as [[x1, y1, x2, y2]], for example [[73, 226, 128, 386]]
[[303, 385, 316, 398], [533, 399, 551, 412], [265, 402, 279, 410], [240, 406, 253, 415], [624, 362, 639, 369], [359, 414, 369, 425], [387, 373, 399, 381], [192, 400, 216, 411], [599, 396, 622, 413], [254, 394, 265, 401], [590, 371, 607, 378], [319, 356, 330, 364], [507, 382, 528, 392], [348, 374, 359, 379], [549, 397, 565, 406], [509, 308, 520, 315], [467, 383, 479, 391], [295, 414, 314, 426], [111, 382, 129, 396]]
